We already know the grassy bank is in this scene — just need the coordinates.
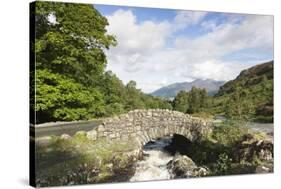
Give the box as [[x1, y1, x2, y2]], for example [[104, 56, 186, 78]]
[[35, 132, 139, 187]]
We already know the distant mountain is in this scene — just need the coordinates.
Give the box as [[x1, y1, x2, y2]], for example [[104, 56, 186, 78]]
[[151, 79, 225, 98]]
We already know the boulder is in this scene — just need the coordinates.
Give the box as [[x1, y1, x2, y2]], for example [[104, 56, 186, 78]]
[[255, 165, 271, 173], [235, 133, 273, 162], [192, 167, 209, 177], [167, 154, 209, 178], [257, 140, 273, 161]]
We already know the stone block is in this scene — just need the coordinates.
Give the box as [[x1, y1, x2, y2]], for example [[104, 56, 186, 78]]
[[109, 133, 116, 139], [86, 129, 97, 140], [97, 125, 105, 132]]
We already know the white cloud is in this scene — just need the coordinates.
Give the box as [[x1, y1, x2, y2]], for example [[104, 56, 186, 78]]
[[187, 60, 256, 81], [200, 20, 218, 31], [104, 9, 273, 93], [174, 11, 207, 30], [106, 9, 171, 54], [174, 15, 273, 59]]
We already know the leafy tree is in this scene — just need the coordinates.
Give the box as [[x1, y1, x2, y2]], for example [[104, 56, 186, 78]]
[[199, 88, 208, 108], [224, 91, 255, 120], [124, 81, 145, 110], [173, 91, 189, 112], [99, 71, 126, 116], [33, 1, 195, 123], [35, 70, 105, 123], [188, 87, 202, 113], [34, 2, 116, 123], [35, 2, 116, 85], [139, 94, 172, 110], [187, 87, 209, 114], [172, 87, 210, 114]]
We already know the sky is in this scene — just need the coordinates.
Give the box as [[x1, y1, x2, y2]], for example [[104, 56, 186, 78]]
[[94, 4, 273, 93]]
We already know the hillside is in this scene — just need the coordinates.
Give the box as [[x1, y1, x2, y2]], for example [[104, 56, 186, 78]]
[[214, 61, 273, 122], [151, 79, 225, 98]]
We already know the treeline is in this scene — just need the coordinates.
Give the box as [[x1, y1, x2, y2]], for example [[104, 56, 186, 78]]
[[32, 2, 171, 124], [172, 87, 211, 114], [172, 61, 273, 122], [32, 2, 273, 124]]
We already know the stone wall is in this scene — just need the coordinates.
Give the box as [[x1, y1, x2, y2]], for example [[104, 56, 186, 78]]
[[85, 109, 212, 148]]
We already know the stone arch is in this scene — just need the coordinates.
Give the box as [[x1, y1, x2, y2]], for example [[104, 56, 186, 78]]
[[86, 109, 212, 149]]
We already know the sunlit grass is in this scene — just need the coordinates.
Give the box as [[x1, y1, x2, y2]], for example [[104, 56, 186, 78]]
[[35, 134, 138, 186]]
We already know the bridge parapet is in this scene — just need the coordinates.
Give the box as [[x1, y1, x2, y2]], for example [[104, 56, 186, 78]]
[[86, 109, 212, 147]]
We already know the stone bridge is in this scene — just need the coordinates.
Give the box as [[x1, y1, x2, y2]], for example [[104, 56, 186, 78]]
[[85, 109, 212, 147]]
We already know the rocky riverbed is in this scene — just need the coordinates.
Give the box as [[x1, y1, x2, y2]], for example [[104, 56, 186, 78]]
[[35, 119, 273, 186], [130, 131, 273, 181], [130, 138, 173, 181]]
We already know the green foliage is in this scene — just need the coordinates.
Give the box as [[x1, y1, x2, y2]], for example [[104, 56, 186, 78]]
[[35, 2, 116, 85], [173, 62, 273, 122], [172, 87, 210, 114], [253, 115, 273, 123], [209, 153, 258, 176], [123, 80, 172, 111], [214, 153, 233, 175], [34, 2, 173, 123], [173, 91, 189, 112], [177, 121, 247, 165], [34, 2, 114, 122], [188, 87, 208, 113], [33, 1, 273, 124], [212, 120, 248, 146], [213, 62, 273, 122], [35, 70, 105, 122], [175, 120, 266, 176]]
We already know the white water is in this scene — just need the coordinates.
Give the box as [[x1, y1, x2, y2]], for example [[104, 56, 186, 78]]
[[130, 139, 173, 182], [130, 121, 274, 182]]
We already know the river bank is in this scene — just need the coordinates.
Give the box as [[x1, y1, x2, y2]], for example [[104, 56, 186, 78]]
[[34, 118, 273, 186], [34, 132, 142, 187], [130, 119, 273, 181]]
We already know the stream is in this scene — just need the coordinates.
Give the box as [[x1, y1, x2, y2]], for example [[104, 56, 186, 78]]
[[129, 118, 273, 182], [213, 115, 273, 133], [130, 138, 173, 181]]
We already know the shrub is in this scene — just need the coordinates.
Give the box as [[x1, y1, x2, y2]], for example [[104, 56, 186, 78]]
[[213, 153, 233, 175], [212, 120, 248, 146]]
